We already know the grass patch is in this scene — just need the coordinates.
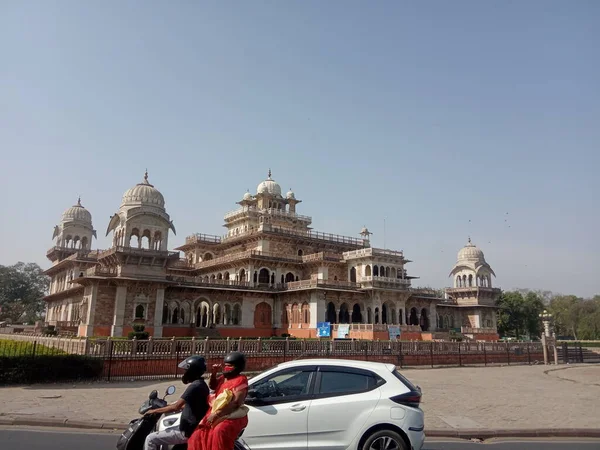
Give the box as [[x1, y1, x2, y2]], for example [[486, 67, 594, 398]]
[[0, 339, 66, 357]]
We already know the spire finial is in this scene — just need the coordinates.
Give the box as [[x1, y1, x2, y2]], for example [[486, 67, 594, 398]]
[[268, 168, 272, 179], [77, 196, 81, 206], [144, 169, 149, 183], [468, 236, 472, 244]]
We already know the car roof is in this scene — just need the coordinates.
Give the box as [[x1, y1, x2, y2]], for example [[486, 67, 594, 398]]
[[274, 358, 396, 373]]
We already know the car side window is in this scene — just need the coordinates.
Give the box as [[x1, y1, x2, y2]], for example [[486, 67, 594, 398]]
[[250, 369, 314, 402], [318, 370, 377, 396]]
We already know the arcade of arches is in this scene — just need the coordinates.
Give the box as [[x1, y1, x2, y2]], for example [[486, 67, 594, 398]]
[[323, 301, 432, 331]]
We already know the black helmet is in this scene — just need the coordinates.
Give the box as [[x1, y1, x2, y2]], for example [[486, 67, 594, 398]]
[[178, 355, 207, 384], [223, 351, 246, 378]]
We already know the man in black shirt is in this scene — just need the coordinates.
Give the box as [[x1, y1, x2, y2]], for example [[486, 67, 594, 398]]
[[144, 356, 209, 450]]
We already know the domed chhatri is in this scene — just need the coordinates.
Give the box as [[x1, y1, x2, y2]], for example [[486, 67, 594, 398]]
[[121, 170, 166, 208], [256, 169, 282, 197], [61, 197, 92, 223], [457, 237, 485, 262], [243, 191, 253, 201], [286, 188, 295, 200]]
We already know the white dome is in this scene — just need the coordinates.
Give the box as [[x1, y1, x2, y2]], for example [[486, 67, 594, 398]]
[[62, 198, 92, 223], [286, 189, 295, 199], [256, 170, 282, 196], [243, 191, 252, 200], [121, 172, 165, 208], [458, 238, 485, 261]]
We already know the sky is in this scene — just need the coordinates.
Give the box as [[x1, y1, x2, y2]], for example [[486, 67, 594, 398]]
[[1, 1, 598, 298]]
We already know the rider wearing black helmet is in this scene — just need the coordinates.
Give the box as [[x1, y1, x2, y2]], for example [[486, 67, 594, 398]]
[[144, 355, 209, 450]]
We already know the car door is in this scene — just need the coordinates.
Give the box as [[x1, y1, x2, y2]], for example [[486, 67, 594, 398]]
[[306, 366, 383, 450], [243, 365, 317, 450]]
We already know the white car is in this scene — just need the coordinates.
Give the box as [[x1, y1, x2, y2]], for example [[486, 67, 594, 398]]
[[160, 358, 425, 450]]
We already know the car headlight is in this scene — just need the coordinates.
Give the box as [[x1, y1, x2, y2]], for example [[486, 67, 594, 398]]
[[162, 418, 177, 427]]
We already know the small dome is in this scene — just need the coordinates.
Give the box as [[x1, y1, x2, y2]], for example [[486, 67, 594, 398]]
[[121, 171, 165, 208], [256, 169, 282, 197], [458, 238, 485, 261], [286, 189, 295, 199], [62, 198, 92, 223], [243, 191, 252, 200]]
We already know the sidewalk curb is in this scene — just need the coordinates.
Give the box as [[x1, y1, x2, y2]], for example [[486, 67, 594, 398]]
[[0, 416, 129, 430], [1, 416, 599, 438], [425, 428, 600, 439]]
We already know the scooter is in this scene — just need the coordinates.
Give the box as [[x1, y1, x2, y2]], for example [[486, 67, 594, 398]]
[[116, 385, 177, 450], [159, 403, 250, 450]]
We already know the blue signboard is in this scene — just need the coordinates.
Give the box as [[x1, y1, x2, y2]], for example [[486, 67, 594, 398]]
[[317, 322, 331, 338]]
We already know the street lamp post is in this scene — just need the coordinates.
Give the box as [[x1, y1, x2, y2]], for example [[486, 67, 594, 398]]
[[539, 310, 558, 365]]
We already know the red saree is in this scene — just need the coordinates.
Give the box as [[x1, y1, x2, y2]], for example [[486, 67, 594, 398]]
[[188, 374, 249, 450]]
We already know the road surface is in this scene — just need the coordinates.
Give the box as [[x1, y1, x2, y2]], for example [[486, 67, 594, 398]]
[[1, 427, 599, 450]]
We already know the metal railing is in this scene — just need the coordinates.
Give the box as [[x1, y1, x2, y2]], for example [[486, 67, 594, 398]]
[[301, 252, 343, 263], [224, 207, 312, 223], [343, 247, 405, 259], [2, 334, 580, 382], [194, 250, 303, 269], [185, 233, 222, 245], [360, 276, 411, 286]]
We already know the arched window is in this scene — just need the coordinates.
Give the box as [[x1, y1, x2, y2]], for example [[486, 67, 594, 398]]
[[302, 302, 310, 324], [350, 267, 357, 282], [339, 304, 349, 324], [172, 307, 179, 324], [162, 303, 169, 324], [232, 304, 242, 325], [297, 249, 303, 256], [351, 304, 362, 323], [135, 304, 145, 320], [373, 266, 379, 276], [285, 272, 295, 283], [365, 265, 372, 277], [325, 302, 336, 324], [258, 268, 270, 284]]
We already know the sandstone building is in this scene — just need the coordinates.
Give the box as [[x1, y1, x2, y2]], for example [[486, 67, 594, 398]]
[[43, 171, 501, 341]]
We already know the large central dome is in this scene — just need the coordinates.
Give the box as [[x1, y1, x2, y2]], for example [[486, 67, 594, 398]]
[[121, 171, 165, 208], [256, 169, 282, 197]]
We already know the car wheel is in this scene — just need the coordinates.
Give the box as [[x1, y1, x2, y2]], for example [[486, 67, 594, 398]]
[[361, 429, 408, 450]]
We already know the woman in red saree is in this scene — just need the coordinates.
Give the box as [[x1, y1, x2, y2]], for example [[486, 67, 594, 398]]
[[188, 352, 249, 450]]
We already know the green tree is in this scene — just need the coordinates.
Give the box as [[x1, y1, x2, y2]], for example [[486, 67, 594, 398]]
[[522, 291, 545, 338], [0, 262, 49, 323], [548, 295, 581, 338], [575, 297, 600, 340], [496, 290, 545, 339], [497, 291, 526, 338]]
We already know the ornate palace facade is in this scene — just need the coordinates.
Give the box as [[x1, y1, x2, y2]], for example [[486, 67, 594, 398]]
[[43, 171, 501, 341]]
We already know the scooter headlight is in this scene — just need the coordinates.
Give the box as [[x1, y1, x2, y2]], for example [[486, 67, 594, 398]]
[[162, 418, 177, 427]]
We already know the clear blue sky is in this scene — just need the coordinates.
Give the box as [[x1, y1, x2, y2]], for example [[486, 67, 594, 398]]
[[1, 1, 598, 297]]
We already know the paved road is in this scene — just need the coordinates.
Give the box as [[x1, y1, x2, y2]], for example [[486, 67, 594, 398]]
[[1, 428, 599, 450]]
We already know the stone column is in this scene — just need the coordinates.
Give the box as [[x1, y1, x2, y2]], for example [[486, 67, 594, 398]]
[[272, 297, 282, 329], [430, 303, 438, 331], [111, 284, 128, 337], [153, 287, 165, 338], [81, 282, 98, 337], [310, 291, 326, 329]]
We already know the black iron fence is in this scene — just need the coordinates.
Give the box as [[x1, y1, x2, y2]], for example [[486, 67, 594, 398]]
[[2, 336, 574, 383]]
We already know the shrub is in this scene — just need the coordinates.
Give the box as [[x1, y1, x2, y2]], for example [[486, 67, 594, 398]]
[[0, 355, 104, 384], [128, 323, 150, 340]]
